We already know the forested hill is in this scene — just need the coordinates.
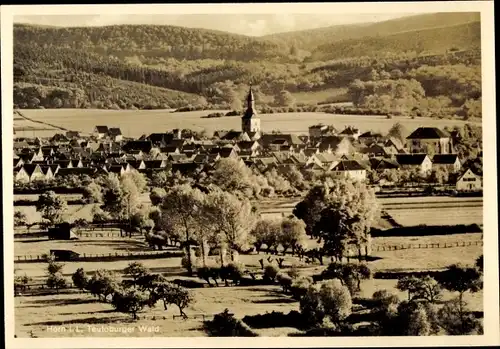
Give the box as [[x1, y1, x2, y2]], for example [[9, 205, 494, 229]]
[[308, 21, 481, 62], [14, 24, 288, 62], [262, 12, 480, 53], [13, 13, 482, 115]]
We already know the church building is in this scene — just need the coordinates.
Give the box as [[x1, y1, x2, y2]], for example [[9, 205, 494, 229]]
[[241, 87, 261, 134]]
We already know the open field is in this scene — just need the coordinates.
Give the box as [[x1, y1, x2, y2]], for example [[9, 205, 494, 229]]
[[15, 278, 483, 338], [14, 109, 480, 139], [386, 207, 483, 226], [14, 204, 98, 225]]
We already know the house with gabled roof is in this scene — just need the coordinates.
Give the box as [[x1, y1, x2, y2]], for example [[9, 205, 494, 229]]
[[39, 165, 54, 180], [406, 127, 453, 154], [384, 137, 405, 152], [432, 154, 461, 173], [14, 167, 30, 182], [122, 140, 154, 154], [66, 131, 80, 139], [14, 157, 24, 169], [329, 160, 367, 181], [317, 136, 353, 155], [50, 133, 70, 144], [456, 168, 482, 191], [358, 131, 383, 145], [309, 124, 337, 139], [361, 143, 398, 158], [311, 153, 338, 168], [53, 160, 73, 169], [260, 134, 304, 149], [70, 159, 84, 168], [144, 160, 168, 170], [127, 160, 147, 171], [20, 164, 46, 182], [338, 126, 361, 140], [369, 157, 400, 171], [395, 154, 432, 174], [108, 128, 123, 142], [94, 126, 109, 139]]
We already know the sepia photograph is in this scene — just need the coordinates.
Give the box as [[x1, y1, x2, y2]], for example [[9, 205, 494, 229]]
[[1, 2, 498, 348]]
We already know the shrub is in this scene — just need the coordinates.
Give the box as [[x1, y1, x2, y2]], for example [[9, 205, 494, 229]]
[[287, 265, 301, 279], [263, 264, 279, 283], [290, 276, 313, 301], [276, 273, 293, 293], [219, 263, 244, 286], [318, 280, 352, 326], [242, 310, 303, 330], [111, 288, 150, 320], [204, 309, 258, 337], [197, 266, 220, 287], [72, 268, 89, 290], [46, 272, 67, 293], [86, 269, 118, 301], [372, 289, 400, 313]]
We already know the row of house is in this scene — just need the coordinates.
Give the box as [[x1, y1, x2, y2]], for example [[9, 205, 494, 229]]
[[12, 124, 482, 191]]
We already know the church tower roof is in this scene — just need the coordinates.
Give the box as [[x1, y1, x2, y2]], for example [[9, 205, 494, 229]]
[[242, 86, 259, 120]]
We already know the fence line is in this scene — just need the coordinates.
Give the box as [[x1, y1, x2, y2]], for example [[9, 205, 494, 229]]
[[14, 250, 183, 263], [372, 240, 483, 252]]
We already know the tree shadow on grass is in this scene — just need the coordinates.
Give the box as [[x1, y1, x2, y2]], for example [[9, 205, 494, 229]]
[[28, 315, 135, 327], [58, 309, 116, 316], [24, 297, 98, 307], [17, 239, 50, 243], [253, 298, 296, 304]]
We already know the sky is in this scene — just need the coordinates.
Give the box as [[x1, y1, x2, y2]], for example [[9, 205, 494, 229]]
[[14, 13, 411, 36]]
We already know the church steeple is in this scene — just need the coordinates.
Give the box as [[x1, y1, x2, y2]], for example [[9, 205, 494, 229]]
[[247, 85, 255, 111], [241, 85, 261, 134]]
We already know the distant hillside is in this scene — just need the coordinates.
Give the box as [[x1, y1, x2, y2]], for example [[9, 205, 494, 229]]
[[309, 22, 481, 61], [14, 23, 288, 62], [263, 12, 480, 53], [13, 13, 482, 114]]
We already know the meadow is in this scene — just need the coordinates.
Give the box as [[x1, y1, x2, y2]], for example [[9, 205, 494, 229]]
[[15, 274, 483, 338], [14, 109, 480, 139]]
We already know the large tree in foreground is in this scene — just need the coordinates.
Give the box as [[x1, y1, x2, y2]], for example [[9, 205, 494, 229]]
[[204, 188, 256, 264], [160, 184, 205, 276], [296, 179, 379, 260]]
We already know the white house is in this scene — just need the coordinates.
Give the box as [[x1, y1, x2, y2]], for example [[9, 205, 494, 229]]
[[456, 169, 482, 191], [329, 160, 367, 181]]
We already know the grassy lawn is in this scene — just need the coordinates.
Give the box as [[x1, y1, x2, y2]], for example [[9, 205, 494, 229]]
[[387, 207, 483, 226], [15, 279, 483, 338]]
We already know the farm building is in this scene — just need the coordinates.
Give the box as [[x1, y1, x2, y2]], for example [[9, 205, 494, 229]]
[[456, 168, 482, 191], [48, 223, 79, 240]]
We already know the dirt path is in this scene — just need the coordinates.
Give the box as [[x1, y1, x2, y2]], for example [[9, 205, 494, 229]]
[[15, 109, 70, 132]]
